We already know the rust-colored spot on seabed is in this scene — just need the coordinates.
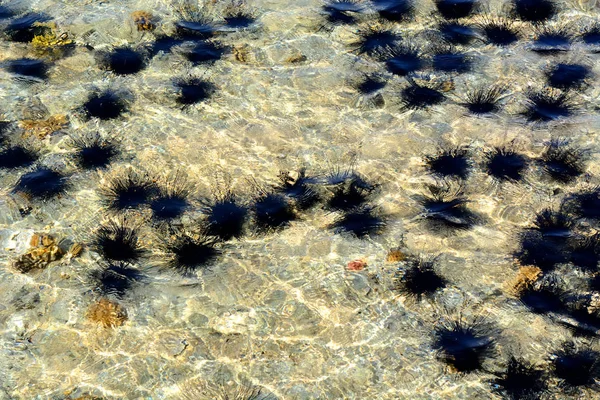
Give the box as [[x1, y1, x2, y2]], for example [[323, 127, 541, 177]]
[[347, 259, 367, 271]]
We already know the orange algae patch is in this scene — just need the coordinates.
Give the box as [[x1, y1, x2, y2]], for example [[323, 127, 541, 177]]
[[87, 298, 128, 328]]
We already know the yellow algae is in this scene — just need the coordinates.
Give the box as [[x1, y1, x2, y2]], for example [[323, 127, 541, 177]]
[[20, 115, 68, 139]]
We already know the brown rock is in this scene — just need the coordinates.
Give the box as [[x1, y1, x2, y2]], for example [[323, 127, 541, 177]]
[[13, 234, 65, 273]]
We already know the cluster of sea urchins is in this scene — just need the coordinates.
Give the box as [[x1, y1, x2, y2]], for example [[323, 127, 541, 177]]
[[2, 0, 600, 397]]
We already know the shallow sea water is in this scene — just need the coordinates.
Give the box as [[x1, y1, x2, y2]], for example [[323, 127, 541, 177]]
[[2, 0, 600, 399]]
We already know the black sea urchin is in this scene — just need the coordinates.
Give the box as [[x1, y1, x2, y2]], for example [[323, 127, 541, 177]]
[[461, 85, 507, 115], [82, 90, 129, 121], [581, 23, 600, 51], [394, 257, 447, 299], [518, 276, 566, 312], [381, 44, 425, 76], [514, 209, 575, 272], [522, 89, 575, 123], [90, 262, 144, 298], [532, 208, 575, 238], [433, 317, 498, 372], [331, 205, 386, 237], [531, 25, 573, 54], [539, 140, 585, 184], [5, 58, 49, 80], [552, 344, 600, 390], [435, 0, 477, 20], [426, 147, 471, 180], [277, 169, 320, 210], [204, 192, 249, 241], [517, 232, 569, 272], [567, 234, 600, 272], [400, 84, 446, 110], [71, 134, 118, 170], [371, 0, 414, 22], [99, 168, 157, 212], [150, 175, 192, 221], [490, 356, 548, 400], [322, 0, 366, 26], [4, 13, 51, 42], [223, 8, 257, 29], [563, 188, 600, 221], [485, 147, 528, 182], [92, 219, 144, 263], [175, 18, 218, 40], [546, 62, 591, 91], [253, 192, 297, 232], [98, 47, 146, 75], [166, 233, 220, 275], [174, 77, 216, 105], [512, 0, 557, 23], [326, 174, 377, 211], [0, 145, 38, 169], [0, 6, 16, 20], [353, 26, 400, 56], [184, 41, 227, 65], [432, 46, 473, 73], [478, 16, 520, 46], [354, 74, 388, 95], [418, 185, 479, 232], [13, 167, 68, 200], [438, 21, 477, 45]]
